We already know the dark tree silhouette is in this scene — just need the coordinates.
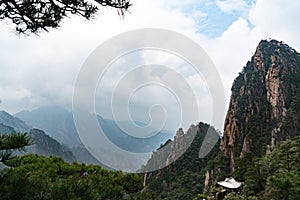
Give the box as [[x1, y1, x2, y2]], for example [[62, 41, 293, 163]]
[[0, 0, 131, 34]]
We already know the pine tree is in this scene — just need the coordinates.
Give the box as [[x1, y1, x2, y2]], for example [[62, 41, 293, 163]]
[[0, 0, 131, 34], [0, 132, 31, 162]]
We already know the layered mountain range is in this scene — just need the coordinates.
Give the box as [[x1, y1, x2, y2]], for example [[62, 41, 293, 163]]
[[1, 106, 172, 167], [1, 39, 299, 199], [15, 107, 173, 155]]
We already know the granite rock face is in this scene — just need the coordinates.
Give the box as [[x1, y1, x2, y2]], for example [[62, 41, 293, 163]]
[[220, 39, 300, 171]]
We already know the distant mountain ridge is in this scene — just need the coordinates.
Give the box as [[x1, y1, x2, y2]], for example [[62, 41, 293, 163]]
[[28, 129, 76, 163], [0, 110, 31, 132], [16, 106, 174, 154], [0, 123, 15, 134], [98, 115, 174, 153], [0, 111, 76, 162], [15, 106, 81, 146]]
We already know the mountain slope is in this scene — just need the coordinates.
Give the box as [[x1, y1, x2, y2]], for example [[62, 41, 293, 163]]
[[28, 129, 76, 163], [0, 111, 31, 132], [143, 39, 300, 199], [0, 123, 15, 134], [141, 122, 221, 199], [0, 111, 76, 162]]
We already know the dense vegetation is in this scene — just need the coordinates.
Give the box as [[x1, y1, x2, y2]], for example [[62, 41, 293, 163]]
[[206, 136, 300, 199], [0, 154, 154, 200], [143, 123, 221, 199], [243, 135, 300, 199]]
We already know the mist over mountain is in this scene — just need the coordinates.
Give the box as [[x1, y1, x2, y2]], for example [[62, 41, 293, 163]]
[[98, 115, 174, 153], [16, 106, 174, 154], [15, 106, 81, 147], [0, 110, 31, 132]]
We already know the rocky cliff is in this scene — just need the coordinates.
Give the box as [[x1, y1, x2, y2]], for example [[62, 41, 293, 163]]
[[140, 122, 221, 199], [28, 129, 76, 163], [140, 125, 197, 172], [220, 39, 300, 172]]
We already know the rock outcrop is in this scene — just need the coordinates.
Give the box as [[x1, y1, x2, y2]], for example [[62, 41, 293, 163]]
[[220, 39, 300, 172], [140, 125, 198, 172], [140, 122, 221, 199]]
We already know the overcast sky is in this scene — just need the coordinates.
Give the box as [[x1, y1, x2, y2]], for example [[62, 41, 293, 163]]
[[0, 0, 300, 132]]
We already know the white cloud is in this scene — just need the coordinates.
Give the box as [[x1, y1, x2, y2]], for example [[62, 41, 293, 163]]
[[202, 18, 260, 99], [216, 0, 250, 14], [249, 0, 300, 51], [1, 0, 300, 131], [0, 87, 31, 101], [197, 0, 300, 123]]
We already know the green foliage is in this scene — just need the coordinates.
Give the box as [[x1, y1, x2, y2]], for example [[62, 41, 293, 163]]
[[223, 193, 260, 200], [193, 193, 208, 200], [234, 152, 255, 181], [0, 0, 131, 34], [0, 154, 153, 200], [241, 136, 300, 199], [242, 157, 267, 195], [280, 89, 300, 141], [264, 171, 300, 200], [0, 132, 31, 162], [224, 193, 242, 200], [144, 123, 221, 199], [206, 152, 231, 182]]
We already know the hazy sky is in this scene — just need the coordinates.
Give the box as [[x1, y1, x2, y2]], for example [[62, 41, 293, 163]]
[[1, 0, 300, 131]]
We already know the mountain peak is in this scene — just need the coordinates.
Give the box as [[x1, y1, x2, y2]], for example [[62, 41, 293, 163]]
[[221, 39, 300, 172], [257, 39, 297, 53]]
